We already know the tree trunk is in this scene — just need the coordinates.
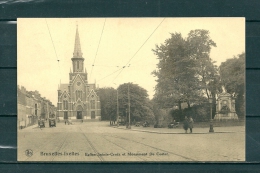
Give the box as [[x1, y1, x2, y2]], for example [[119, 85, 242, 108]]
[[178, 101, 182, 121], [212, 95, 216, 119], [187, 100, 191, 108]]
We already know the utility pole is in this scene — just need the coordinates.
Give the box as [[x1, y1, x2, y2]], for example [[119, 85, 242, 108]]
[[117, 89, 119, 127], [128, 84, 131, 129], [209, 95, 214, 133]]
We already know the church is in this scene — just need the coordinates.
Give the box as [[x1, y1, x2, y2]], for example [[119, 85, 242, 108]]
[[57, 25, 101, 120]]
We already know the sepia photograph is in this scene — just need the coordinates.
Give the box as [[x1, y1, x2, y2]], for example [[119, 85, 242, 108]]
[[17, 18, 245, 162]]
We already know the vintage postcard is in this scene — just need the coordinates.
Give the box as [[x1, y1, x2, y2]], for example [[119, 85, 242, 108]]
[[17, 18, 245, 162]]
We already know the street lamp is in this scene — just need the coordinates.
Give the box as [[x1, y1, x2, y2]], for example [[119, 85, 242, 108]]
[[209, 96, 214, 133]]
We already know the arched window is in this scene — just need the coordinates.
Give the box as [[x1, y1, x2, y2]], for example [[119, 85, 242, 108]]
[[91, 100, 95, 109], [76, 90, 82, 100], [35, 104, 37, 115], [63, 100, 68, 110], [77, 61, 79, 69]]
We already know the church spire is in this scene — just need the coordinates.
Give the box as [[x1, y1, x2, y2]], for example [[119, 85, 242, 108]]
[[73, 24, 83, 58]]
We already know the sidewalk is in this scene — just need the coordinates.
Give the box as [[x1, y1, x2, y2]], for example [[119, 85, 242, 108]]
[[18, 123, 39, 130], [112, 125, 245, 134]]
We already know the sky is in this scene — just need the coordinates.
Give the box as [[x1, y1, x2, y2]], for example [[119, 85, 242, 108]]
[[18, 18, 245, 105]]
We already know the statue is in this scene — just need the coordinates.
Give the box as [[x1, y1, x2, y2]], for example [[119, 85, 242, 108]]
[[222, 85, 226, 93]]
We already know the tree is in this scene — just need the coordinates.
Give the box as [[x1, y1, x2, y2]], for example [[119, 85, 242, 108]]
[[152, 32, 198, 109], [98, 87, 117, 123], [186, 30, 219, 99], [118, 83, 154, 123], [151, 99, 172, 126], [219, 52, 245, 119], [152, 30, 217, 112]]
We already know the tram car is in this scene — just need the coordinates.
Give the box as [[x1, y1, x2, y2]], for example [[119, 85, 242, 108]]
[[49, 118, 56, 127], [49, 114, 56, 127], [38, 119, 45, 128]]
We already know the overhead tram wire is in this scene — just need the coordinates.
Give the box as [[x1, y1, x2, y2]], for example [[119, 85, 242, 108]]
[[90, 18, 106, 80], [96, 65, 130, 83], [97, 67, 124, 82], [96, 18, 165, 85], [85, 63, 156, 68], [45, 19, 62, 80], [86, 64, 122, 67], [112, 18, 166, 83]]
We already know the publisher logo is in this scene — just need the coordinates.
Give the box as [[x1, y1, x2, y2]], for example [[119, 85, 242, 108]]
[[25, 149, 33, 157]]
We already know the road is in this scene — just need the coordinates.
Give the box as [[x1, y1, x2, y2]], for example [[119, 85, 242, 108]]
[[18, 121, 245, 162]]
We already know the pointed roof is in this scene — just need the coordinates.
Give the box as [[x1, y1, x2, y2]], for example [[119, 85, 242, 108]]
[[59, 84, 69, 92], [73, 24, 83, 58]]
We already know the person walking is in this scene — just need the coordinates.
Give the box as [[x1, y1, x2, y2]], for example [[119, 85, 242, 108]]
[[188, 116, 194, 133], [65, 120, 66, 125], [183, 116, 189, 133]]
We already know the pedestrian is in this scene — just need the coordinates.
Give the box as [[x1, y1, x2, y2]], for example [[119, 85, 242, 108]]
[[65, 120, 66, 125], [183, 116, 189, 133], [188, 116, 194, 133]]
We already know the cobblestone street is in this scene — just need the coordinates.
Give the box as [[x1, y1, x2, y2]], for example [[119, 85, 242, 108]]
[[18, 121, 245, 162]]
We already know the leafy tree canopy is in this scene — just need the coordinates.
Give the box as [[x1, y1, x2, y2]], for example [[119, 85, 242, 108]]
[[98, 87, 117, 121], [219, 52, 245, 96], [118, 83, 154, 123], [219, 52, 245, 118], [152, 29, 217, 109]]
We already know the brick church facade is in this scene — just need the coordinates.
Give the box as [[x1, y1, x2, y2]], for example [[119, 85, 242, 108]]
[[57, 25, 101, 120]]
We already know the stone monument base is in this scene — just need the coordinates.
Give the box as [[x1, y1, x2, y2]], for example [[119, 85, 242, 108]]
[[214, 112, 238, 120]]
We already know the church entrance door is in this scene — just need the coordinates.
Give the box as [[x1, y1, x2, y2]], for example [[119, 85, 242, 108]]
[[77, 111, 82, 119], [76, 105, 83, 119], [64, 112, 68, 119], [91, 111, 95, 119]]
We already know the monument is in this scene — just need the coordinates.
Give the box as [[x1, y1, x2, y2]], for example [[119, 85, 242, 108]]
[[214, 87, 238, 120]]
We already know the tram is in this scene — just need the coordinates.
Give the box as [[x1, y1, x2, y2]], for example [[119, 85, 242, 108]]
[[38, 119, 45, 128], [49, 114, 56, 127]]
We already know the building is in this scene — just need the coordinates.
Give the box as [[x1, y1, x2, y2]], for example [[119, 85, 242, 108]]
[[40, 97, 56, 120], [17, 86, 56, 129], [57, 25, 101, 121], [17, 86, 27, 129]]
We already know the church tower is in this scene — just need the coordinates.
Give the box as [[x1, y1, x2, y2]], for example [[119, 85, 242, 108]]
[[57, 24, 101, 121], [72, 25, 84, 73]]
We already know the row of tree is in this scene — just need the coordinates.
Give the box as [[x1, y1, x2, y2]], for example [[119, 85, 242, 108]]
[[97, 83, 155, 124], [98, 29, 245, 123], [152, 29, 245, 121]]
